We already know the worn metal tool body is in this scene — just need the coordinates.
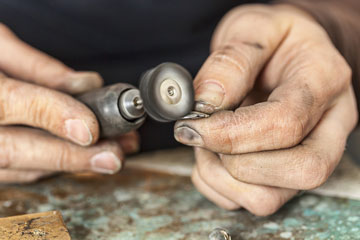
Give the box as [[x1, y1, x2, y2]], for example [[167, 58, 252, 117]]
[[78, 83, 145, 137], [78, 63, 196, 138]]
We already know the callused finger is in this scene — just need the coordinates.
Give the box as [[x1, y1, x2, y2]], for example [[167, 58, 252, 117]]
[[0, 77, 99, 146], [0, 23, 103, 94], [220, 87, 358, 189], [195, 148, 297, 216], [194, 5, 291, 114], [0, 127, 124, 174]]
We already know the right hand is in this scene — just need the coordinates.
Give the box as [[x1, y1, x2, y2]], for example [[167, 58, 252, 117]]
[[0, 23, 139, 183]]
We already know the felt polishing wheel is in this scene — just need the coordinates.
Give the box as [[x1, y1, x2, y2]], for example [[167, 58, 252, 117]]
[[139, 63, 194, 122]]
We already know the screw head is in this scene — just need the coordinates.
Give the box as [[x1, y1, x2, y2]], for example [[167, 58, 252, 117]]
[[159, 78, 182, 105]]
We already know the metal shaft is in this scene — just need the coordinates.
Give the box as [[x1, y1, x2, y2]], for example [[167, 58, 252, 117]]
[[77, 83, 146, 138]]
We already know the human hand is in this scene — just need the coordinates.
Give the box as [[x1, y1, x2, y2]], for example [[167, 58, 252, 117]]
[[0, 24, 139, 183], [174, 4, 358, 216]]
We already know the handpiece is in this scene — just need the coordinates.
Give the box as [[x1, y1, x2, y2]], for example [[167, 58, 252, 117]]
[[77, 62, 194, 138]]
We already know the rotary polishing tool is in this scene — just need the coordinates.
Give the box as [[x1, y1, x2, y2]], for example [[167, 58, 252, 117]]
[[78, 62, 206, 138]]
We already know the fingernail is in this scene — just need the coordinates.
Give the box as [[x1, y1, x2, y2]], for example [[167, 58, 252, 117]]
[[65, 72, 103, 94], [90, 151, 122, 174], [195, 81, 225, 114], [174, 125, 203, 146], [194, 101, 216, 114], [65, 119, 92, 146]]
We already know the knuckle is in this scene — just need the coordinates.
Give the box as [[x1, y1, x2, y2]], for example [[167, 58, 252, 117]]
[[214, 111, 243, 154], [212, 45, 252, 76], [55, 144, 72, 171], [288, 115, 305, 145], [246, 189, 283, 216], [26, 89, 53, 127], [277, 109, 305, 148], [222, 156, 247, 181], [300, 151, 331, 190], [338, 60, 352, 88], [324, 53, 352, 92]]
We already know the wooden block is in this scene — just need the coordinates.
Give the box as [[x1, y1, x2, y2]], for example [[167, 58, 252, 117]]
[[0, 211, 71, 240]]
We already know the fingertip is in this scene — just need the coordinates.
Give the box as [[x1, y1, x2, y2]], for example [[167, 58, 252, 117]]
[[194, 80, 225, 113], [65, 119, 94, 146], [174, 123, 204, 147], [90, 151, 122, 174], [63, 71, 104, 94], [64, 108, 100, 146]]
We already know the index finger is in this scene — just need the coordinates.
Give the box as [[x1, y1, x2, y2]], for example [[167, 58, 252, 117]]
[[0, 23, 103, 94], [175, 72, 346, 155]]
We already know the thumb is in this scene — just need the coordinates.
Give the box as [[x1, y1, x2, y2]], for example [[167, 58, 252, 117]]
[[193, 6, 290, 114], [0, 23, 103, 94]]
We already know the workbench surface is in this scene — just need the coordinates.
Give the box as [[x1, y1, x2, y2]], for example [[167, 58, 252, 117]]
[[0, 150, 360, 239]]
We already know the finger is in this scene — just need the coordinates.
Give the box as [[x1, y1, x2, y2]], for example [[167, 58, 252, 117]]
[[221, 87, 358, 189], [192, 164, 240, 210], [0, 77, 99, 146], [194, 6, 291, 114], [0, 23, 103, 94], [0, 169, 53, 184], [175, 59, 350, 154], [0, 127, 124, 174], [117, 131, 140, 155], [195, 148, 297, 216]]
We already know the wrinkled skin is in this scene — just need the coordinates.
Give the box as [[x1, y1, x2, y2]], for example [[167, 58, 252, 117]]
[[175, 4, 358, 216], [0, 23, 139, 183]]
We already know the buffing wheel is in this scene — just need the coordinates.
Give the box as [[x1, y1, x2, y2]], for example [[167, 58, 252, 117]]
[[139, 63, 194, 122]]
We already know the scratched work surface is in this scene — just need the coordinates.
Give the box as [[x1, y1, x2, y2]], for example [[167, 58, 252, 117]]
[[0, 150, 360, 239]]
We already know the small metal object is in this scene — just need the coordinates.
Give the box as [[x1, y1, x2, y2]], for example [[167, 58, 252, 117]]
[[209, 228, 232, 240], [182, 111, 210, 120], [119, 89, 145, 120], [140, 62, 194, 122]]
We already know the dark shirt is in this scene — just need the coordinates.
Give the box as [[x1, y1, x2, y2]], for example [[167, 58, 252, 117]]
[[0, 0, 269, 151]]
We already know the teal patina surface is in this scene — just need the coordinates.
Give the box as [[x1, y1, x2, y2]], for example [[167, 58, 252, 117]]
[[0, 169, 359, 240]]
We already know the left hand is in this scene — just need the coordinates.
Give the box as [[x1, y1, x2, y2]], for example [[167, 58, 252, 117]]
[[174, 4, 358, 216]]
